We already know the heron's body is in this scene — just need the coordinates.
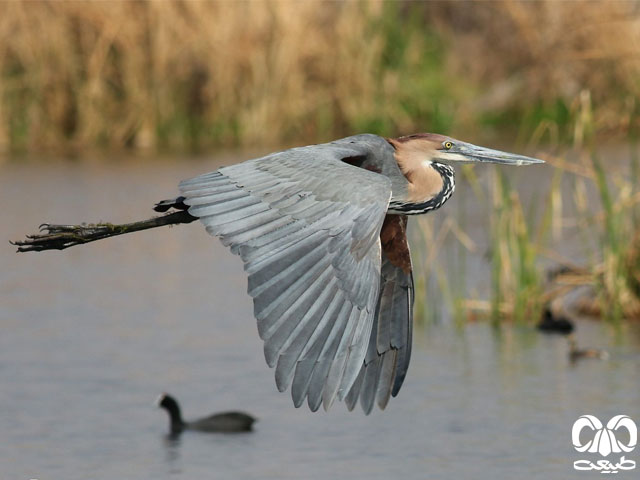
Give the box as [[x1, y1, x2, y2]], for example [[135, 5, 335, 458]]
[[14, 132, 543, 414]]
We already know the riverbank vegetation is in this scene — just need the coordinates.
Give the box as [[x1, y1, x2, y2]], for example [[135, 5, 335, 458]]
[[412, 98, 640, 325]]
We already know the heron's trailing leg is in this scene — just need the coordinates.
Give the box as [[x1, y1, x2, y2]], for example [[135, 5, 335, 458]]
[[12, 210, 196, 252]]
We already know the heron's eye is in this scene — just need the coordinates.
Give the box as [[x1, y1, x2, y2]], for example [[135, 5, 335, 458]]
[[444, 141, 453, 150]]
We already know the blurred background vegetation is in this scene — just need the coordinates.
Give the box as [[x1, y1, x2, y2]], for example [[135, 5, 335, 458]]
[[2, 0, 640, 153], [3, 0, 640, 325]]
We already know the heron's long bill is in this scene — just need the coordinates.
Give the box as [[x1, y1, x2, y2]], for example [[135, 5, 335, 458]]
[[453, 143, 544, 165]]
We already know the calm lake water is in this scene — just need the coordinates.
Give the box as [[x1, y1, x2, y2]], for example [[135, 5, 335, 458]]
[[1, 156, 639, 479]]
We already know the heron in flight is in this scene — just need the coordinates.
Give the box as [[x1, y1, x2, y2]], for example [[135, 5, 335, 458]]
[[13, 133, 543, 414]]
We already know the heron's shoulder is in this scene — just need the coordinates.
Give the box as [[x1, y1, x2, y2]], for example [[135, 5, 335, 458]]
[[244, 134, 392, 167], [330, 133, 393, 152]]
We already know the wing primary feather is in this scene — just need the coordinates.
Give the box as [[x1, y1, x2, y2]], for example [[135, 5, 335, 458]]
[[322, 307, 362, 410], [306, 302, 354, 411], [263, 268, 334, 367], [392, 276, 414, 397], [376, 283, 394, 354], [344, 366, 365, 411], [359, 356, 381, 415], [274, 278, 339, 391], [290, 291, 346, 407], [337, 297, 378, 400], [247, 233, 328, 298], [392, 345, 410, 396], [256, 255, 331, 342], [376, 350, 398, 410]]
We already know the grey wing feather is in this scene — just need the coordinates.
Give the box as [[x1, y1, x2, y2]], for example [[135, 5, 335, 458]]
[[345, 252, 414, 414], [178, 136, 393, 411]]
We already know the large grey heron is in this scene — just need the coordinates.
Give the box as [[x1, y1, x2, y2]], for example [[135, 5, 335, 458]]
[[13, 133, 543, 414]]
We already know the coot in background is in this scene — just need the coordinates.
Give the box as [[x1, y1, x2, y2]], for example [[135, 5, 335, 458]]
[[155, 393, 256, 435]]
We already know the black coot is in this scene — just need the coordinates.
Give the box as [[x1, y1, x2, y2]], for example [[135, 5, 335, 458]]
[[537, 306, 574, 334], [155, 393, 256, 434]]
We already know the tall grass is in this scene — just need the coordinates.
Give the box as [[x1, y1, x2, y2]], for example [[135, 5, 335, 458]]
[[489, 171, 542, 323], [546, 92, 640, 321], [0, 1, 457, 153], [411, 213, 475, 326], [565, 153, 640, 321], [427, 0, 640, 142], [1, 1, 640, 153]]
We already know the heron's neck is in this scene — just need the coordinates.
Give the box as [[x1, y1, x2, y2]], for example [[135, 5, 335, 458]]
[[389, 162, 455, 215], [406, 161, 446, 203]]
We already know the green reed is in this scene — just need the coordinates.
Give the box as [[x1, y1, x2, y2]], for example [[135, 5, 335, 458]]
[[580, 152, 640, 321], [488, 170, 545, 323]]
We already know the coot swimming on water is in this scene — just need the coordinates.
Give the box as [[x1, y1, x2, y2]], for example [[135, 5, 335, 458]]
[[537, 306, 574, 334], [155, 393, 256, 434], [568, 336, 609, 363]]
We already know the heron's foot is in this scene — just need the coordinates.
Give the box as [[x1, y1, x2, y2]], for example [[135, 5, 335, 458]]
[[11, 222, 126, 252], [38, 223, 84, 234], [12, 211, 195, 253]]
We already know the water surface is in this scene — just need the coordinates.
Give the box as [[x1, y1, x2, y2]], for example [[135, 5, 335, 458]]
[[1, 159, 639, 479]]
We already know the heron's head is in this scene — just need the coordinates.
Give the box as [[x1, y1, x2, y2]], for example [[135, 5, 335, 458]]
[[389, 133, 544, 168]]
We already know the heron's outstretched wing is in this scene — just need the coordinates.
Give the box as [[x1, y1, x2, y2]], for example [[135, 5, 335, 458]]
[[345, 215, 414, 414], [179, 139, 392, 411]]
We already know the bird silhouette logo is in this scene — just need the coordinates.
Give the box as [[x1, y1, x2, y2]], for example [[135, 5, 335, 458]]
[[572, 415, 637, 457]]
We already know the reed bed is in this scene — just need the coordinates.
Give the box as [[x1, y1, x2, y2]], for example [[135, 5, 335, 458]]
[[557, 151, 640, 321], [0, 1, 452, 152], [1, 1, 640, 153]]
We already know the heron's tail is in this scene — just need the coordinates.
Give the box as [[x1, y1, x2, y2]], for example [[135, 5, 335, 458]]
[[11, 198, 196, 253]]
